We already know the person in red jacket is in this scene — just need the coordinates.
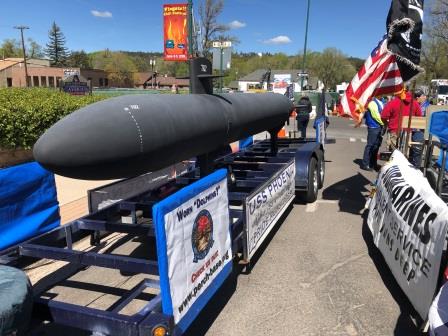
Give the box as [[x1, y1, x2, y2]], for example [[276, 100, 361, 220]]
[[381, 90, 422, 151]]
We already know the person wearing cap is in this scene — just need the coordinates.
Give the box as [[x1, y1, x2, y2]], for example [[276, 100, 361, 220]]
[[358, 97, 384, 171], [414, 89, 430, 116], [296, 95, 312, 139]]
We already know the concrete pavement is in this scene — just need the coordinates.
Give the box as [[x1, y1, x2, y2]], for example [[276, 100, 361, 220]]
[[29, 117, 421, 336], [55, 175, 116, 223], [186, 117, 420, 336]]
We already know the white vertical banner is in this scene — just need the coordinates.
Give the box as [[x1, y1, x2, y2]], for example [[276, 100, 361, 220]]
[[315, 116, 326, 149], [272, 74, 292, 94], [246, 160, 295, 259], [368, 150, 448, 318], [153, 169, 232, 332]]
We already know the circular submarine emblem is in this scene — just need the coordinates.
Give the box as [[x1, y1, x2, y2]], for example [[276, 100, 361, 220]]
[[192, 209, 214, 263]]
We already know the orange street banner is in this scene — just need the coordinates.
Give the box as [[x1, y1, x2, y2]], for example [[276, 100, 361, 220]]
[[163, 4, 188, 61]]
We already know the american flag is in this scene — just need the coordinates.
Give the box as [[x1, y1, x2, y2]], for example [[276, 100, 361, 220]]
[[338, 38, 404, 121]]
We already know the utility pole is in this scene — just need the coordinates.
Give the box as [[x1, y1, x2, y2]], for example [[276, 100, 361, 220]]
[[300, 0, 311, 91], [14, 25, 30, 87], [150, 59, 156, 89]]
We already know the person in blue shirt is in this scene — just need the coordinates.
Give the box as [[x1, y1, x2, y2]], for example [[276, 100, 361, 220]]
[[358, 97, 384, 171]]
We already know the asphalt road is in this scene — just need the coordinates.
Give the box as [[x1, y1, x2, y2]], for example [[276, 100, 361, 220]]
[[28, 117, 422, 336], [186, 116, 421, 336]]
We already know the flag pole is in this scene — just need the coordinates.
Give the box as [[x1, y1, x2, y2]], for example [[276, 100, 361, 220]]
[[404, 81, 417, 156], [396, 94, 404, 150]]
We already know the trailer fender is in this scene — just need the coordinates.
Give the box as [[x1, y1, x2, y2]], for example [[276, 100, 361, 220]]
[[285, 142, 323, 189]]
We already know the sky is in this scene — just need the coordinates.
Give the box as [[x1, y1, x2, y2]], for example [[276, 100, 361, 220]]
[[0, 0, 431, 59]]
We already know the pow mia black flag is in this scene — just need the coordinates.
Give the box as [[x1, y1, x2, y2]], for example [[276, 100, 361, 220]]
[[386, 0, 425, 82]]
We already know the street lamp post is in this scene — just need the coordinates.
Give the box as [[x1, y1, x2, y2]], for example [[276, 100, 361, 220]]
[[300, 0, 311, 92], [150, 59, 156, 89]]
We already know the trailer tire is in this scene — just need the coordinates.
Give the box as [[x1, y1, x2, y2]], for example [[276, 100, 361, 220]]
[[317, 151, 325, 189], [298, 157, 318, 203], [0, 266, 33, 336]]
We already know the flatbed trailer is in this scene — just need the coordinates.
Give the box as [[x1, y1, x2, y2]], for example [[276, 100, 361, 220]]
[[0, 137, 324, 336]]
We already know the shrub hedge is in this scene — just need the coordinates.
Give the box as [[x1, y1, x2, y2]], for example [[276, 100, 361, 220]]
[[0, 88, 106, 149]]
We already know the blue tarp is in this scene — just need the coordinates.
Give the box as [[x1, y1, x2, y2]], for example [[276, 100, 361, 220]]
[[0, 162, 60, 250]]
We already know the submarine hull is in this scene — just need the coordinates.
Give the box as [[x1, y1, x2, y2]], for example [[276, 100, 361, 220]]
[[33, 93, 293, 180]]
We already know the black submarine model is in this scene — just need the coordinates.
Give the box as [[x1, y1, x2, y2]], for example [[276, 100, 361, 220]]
[[33, 58, 293, 180]]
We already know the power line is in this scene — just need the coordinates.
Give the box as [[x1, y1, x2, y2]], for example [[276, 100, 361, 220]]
[[14, 25, 30, 87]]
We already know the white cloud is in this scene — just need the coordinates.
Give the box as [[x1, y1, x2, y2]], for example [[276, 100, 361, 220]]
[[91, 10, 113, 18], [228, 20, 246, 29], [263, 35, 292, 45]]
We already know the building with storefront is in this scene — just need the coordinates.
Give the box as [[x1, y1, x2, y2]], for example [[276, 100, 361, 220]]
[[135, 72, 189, 89], [0, 58, 108, 88]]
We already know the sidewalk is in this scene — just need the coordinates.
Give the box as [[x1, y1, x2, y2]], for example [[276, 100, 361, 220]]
[[55, 175, 116, 224]]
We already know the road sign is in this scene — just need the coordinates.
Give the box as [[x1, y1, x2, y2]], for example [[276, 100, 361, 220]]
[[212, 48, 231, 70], [212, 41, 232, 48]]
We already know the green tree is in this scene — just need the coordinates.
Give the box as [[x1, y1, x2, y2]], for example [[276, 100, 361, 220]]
[[429, 0, 448, 43], [90, 49, 112, 70], [418, 0, 448, 82], [104, 52, 137, 87], [67, 50, 91, 69], [421, 39, 448, 81], [27, 38, 44, 58], [309, 48, 355, 90], [0, 39, 21, 58], [45, 22, 69, 66], [347, 57, 364, 71]]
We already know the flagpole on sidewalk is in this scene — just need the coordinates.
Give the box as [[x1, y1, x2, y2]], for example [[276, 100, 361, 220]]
[[300, 0, 311, 91]]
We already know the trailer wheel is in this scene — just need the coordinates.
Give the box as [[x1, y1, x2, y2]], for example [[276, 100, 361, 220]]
[[317, 151, 325, 189], [298, 157, 318, 203], [0, 266, 33, 336]]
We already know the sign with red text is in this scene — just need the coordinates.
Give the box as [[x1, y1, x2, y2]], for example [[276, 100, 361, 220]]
[[163, 4, 188, 61]]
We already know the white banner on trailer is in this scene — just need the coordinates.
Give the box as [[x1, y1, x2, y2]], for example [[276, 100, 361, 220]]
[[153, 169, 232, 331], [368, 150, 448, 318], [246, 160, 295, 259]]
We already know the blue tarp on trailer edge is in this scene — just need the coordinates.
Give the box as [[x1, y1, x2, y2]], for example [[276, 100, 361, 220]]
[[0, 162, 60, 250]]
